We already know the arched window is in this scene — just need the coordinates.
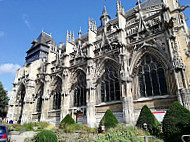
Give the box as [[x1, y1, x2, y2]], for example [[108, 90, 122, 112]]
[[36, 97, 42, 112], [101, 66, 120, 102], [138, 55, 167, 97], [17, 83, 25, 124], [53, 78, 62, 110], [53, 92, 61, 109], [36, 85, 44, 112], [74, 72, 86, 107]]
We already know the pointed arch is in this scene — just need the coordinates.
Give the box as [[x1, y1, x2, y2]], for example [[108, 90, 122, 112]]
[[51, 75, 62, 110], [70, 67, 86, 85], [71, 68, 87, 107], [130, 48, 172, 99], [16, 82, 26, 124], [129, 46, 170, 76], [35, 83, 44, 113], [95, 57, 121, 102], [16, 82, 26, 103], [96, 57, 120, 80]]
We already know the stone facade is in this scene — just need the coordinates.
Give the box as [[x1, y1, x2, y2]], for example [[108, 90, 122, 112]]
[[7, 0, 190, 127]]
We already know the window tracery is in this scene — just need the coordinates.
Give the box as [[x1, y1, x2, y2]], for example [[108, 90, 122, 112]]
[[74, 72, 86, 107], [138, 55, 167, 97], [101, 66, 121, 102]]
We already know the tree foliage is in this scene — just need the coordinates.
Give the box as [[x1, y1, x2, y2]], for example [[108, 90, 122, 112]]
[[162, 101, 190, 142], [0, 81, 8, 118], [136, 105, 160, 136], [99, 109, 119, 129]]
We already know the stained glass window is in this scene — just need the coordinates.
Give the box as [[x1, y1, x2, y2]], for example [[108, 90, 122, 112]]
[[74, 72, 86, 107], [138, 55, 167, 97], [101, 66, 120, 102]]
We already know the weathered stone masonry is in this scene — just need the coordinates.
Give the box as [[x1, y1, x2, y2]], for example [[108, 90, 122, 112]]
[[7, 0, 190, 127]]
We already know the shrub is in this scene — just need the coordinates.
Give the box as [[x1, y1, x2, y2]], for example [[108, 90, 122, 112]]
[[136, 105, 160, 136], [22, 122, 37, 131], [35, 130, 57, 142], [59, 133, 95, 142], [37, 121, 49, 129], [59, 114, 75, 129], [95, 124, 163, 142], [162, 101, 190, 142], [99, 109, 119, 129], [64, 123, 88, 133]]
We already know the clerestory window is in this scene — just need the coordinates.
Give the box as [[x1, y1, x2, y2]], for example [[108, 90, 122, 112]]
[[138, 55, 167, 97], [101, 66, 120, 102]]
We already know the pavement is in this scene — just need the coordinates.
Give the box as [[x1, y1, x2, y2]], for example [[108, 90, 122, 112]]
[[10, 131, 38, 142]]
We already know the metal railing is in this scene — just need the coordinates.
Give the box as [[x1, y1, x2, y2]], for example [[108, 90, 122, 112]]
[[181, 135, 190, 142]]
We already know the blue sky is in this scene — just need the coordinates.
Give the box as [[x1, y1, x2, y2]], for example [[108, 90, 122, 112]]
[[0, 0, 189, 97]]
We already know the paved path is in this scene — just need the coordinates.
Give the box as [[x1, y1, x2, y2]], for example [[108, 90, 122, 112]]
[[10, 131, 37, 142]]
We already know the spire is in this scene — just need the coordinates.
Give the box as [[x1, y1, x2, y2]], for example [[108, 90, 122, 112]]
[[117, 0, 125, 15], [78, 27, 82, 38], [136, 0, 142, 10], [100, 5, 110, 20], [66, 30, 69, 42], [100, 5, 110, 26]]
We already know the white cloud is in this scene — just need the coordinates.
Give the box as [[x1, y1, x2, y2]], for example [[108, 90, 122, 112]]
[[0, 31, 4, 38], [0, 64, 21, 74], [22, 14, 31, 30]]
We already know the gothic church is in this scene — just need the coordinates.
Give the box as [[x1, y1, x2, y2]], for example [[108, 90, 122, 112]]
[[7, 0, 190, 127]]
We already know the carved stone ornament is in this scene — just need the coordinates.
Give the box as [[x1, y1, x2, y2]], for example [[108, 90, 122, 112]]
[[63, 68, 69, 76], [87, 61, 96, 75], [173, 55, 185, 70], [185, 41, 190, 57]]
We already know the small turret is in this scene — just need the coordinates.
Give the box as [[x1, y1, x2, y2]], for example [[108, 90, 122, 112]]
[[100, 6, 110, 27]]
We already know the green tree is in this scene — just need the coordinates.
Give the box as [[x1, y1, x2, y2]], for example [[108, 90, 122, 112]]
[[0, 81, 8, 118], [162, 101, 190, 142], [99, 109, 119, 129], [136, 105, 160, 136]]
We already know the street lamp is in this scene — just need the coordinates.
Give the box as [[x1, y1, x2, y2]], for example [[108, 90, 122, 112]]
[[143, 123, 148, 142], [143, 123, 147, 130]]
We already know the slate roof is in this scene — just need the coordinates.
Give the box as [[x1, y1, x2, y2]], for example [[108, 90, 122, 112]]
[[26, 32, 57, 53], [125, 0, 163, 17]]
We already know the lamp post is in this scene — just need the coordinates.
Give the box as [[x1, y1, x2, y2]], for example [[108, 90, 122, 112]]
[[143, 123, 148, 142]]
